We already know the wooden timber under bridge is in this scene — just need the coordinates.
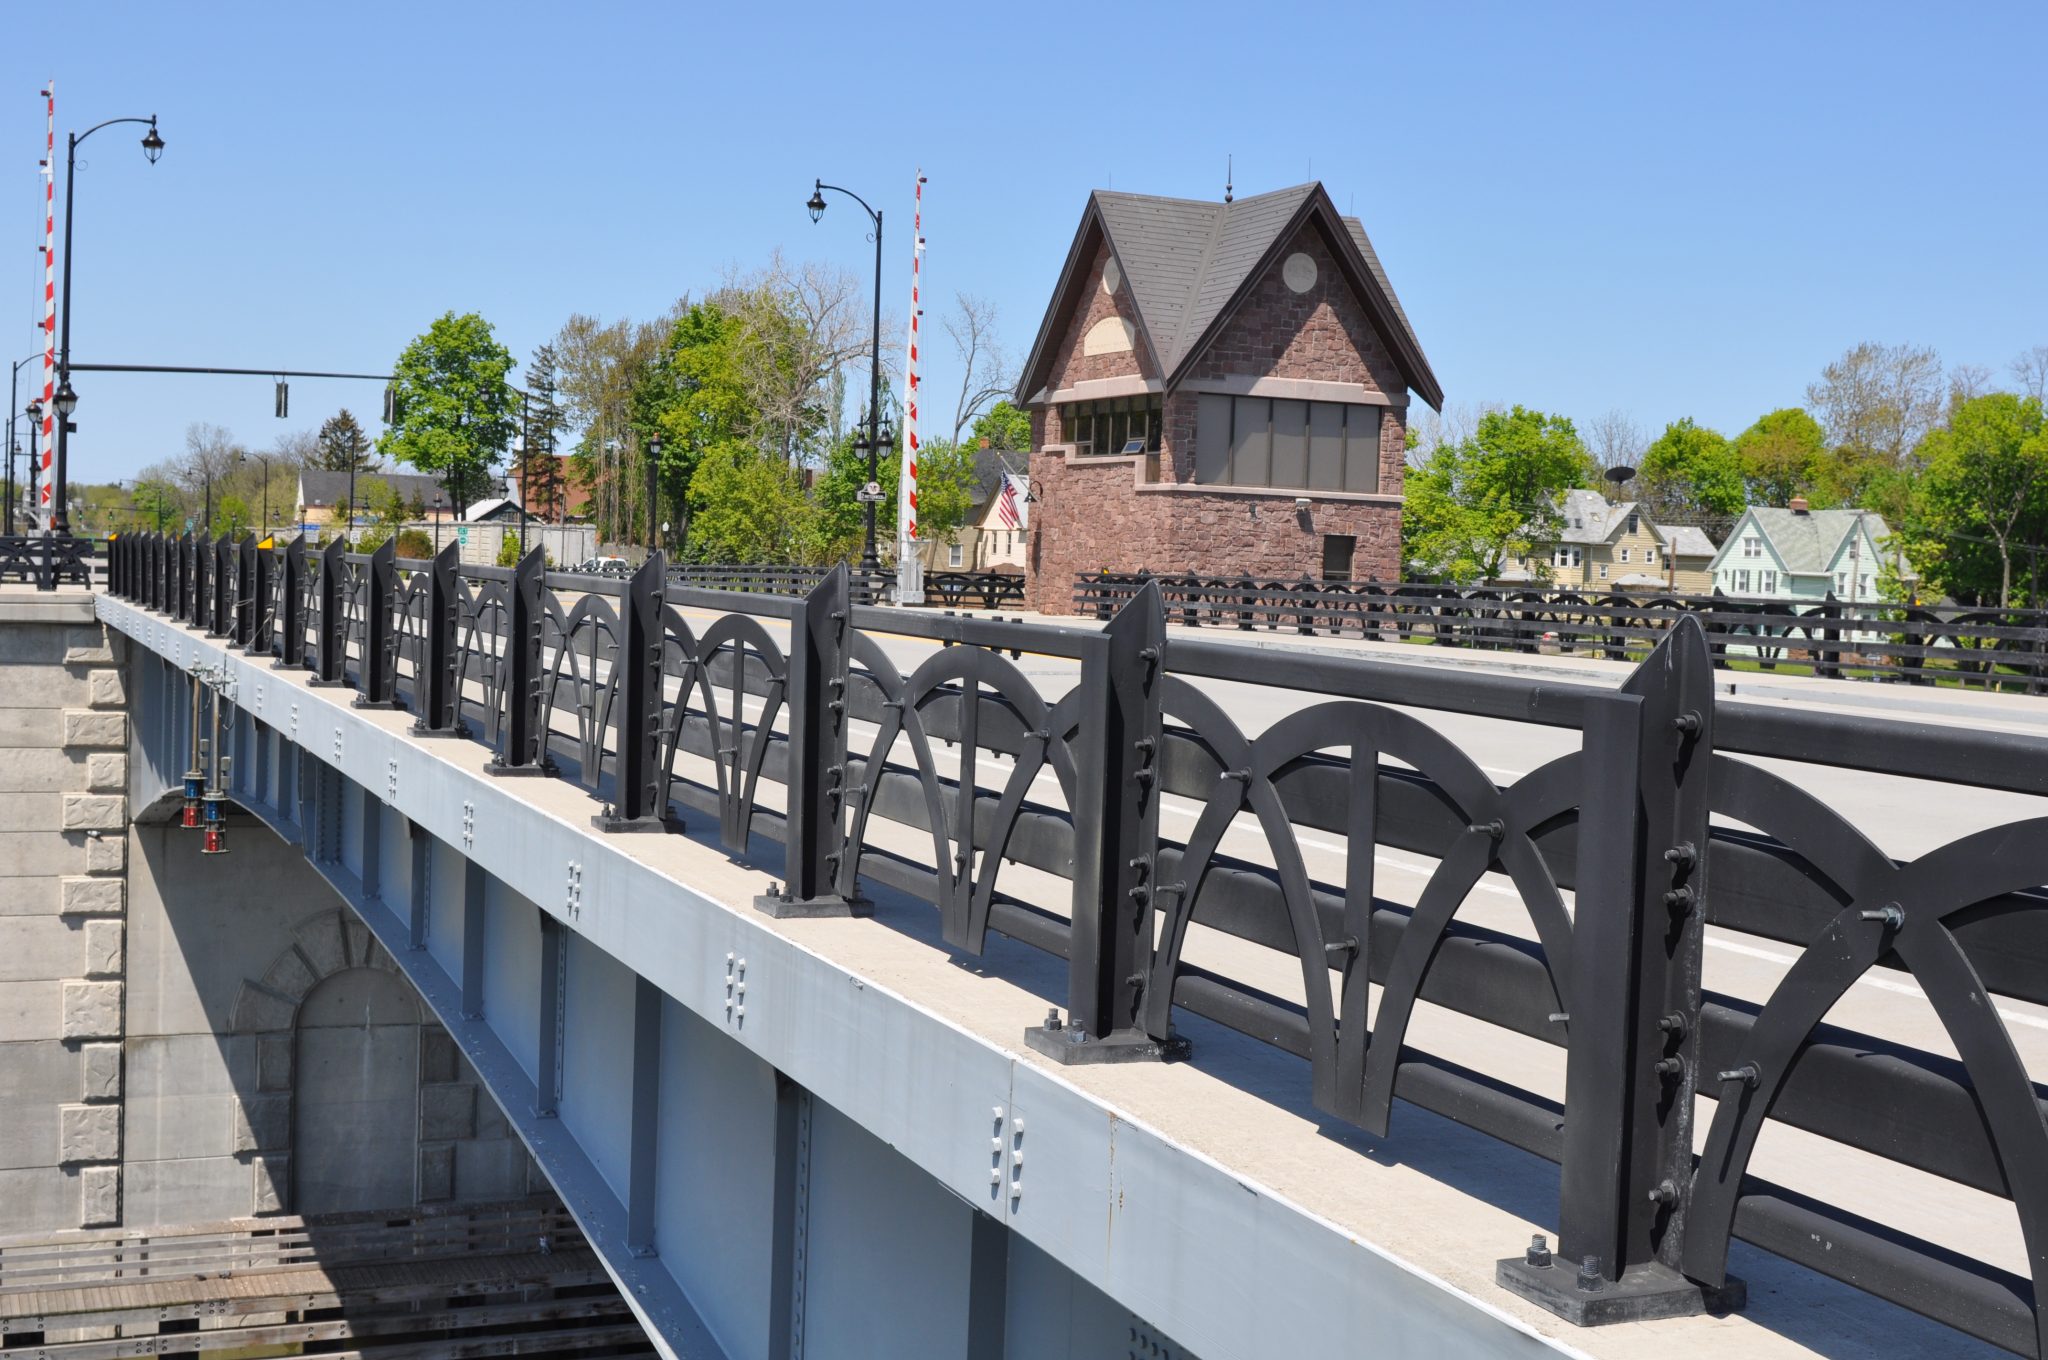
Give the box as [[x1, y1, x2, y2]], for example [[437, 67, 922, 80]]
[[0, 1200, 652, 1360]]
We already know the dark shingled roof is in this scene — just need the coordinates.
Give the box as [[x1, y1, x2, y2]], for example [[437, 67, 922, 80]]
[[1018, 181, 1440, 410]]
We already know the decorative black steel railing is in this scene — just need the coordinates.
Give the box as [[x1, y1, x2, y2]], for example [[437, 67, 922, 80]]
[[923, 570, 1026, 610], [1078, 571, 2048, 692], [110, 530, 2048, 1355], [663, 562, 1023, 611], [0, 533, 96, 588]]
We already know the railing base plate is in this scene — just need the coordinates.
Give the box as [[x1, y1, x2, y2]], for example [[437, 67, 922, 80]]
[[1023, 1025, 1190, 1065], [352, 697, 405, 711], [410, 722, 471, 740], [1495, 1256, 1744, 1326], [590, 812, 681, 835], [306, 676, 350, 688], [485, 760, 557, 779], [753, 893, 874, 920]]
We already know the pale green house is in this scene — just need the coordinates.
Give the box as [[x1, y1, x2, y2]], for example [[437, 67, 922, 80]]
[[1707, 499, 1917, 605]]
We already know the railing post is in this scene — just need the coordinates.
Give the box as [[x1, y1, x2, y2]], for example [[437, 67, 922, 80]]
[[276, 536, 306, 668], [758, 565, 863, 916], [354, 540, 401, 709], [231, 535, 257, 646], [310, 540, 346, 684], [1499, 616, 1737, 1323], [244, 539, 274, 656], [210, 534, 233, 639], [592, 551, 670, 832], [411, 542, 465, 737], [486, 548, 553, 776], [191, 534, 211, 632], [1026, 579, 1182, 1064], [177, 533, 194, 621]]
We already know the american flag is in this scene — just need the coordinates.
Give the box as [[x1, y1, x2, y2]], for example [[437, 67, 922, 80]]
[[994, 474, 1022, 529]]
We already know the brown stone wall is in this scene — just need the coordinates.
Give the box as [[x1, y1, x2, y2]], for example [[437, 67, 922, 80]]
[[1043, 240, 1157, 392], [1023, 222, 1418, 613]]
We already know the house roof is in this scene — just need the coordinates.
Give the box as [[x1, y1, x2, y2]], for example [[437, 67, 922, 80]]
[[1657, 524, 1719, 558], [1729, 506, 1911, 577], [299, 469, 455, 512], [464, 497, 524, 522], [1017, 182, 1441, 410], [1556, 490, 1635, 545]]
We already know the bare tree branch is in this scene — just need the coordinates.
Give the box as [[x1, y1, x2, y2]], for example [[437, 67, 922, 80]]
[[2011, 345, 2048, 405], [1585, 408, 1647, 472], [943, 292, 1013, 447]]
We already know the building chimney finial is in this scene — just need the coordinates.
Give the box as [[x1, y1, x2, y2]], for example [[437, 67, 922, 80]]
[[1225, 155, 1233, 204], [1789, 495, 1810, 514]]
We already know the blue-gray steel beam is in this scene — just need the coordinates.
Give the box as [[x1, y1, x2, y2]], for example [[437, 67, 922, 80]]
[[462, 859, 487, 1020], [535, 912, 563, 1119], [361, 784, 382, 902], [628, 975, 662, 1257], [407, 823, 430, 952]]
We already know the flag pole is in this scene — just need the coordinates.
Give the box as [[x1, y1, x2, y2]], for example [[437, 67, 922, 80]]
[[895, 171, 927, 605]]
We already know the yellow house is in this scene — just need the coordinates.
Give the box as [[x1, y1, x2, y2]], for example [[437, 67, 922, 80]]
[[1499, 491, 1718, 594]]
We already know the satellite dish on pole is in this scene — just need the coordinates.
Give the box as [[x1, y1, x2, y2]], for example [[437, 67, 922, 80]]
[[1604, 464, 1637, 485]]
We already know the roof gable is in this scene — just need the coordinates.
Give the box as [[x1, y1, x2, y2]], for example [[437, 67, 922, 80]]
[[1017, 182, 1440, 409]]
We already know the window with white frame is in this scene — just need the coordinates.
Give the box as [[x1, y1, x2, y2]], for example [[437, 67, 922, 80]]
[[1620, 547, 1631, 563], [1553, 546, 1582, 569], [1744, 536, 1762, 558], [1835, 572, 1845, 593], [1736, 569, 1752, 593], [1647, 546, 1657, 564], [1626, 513, 1639, 534], [947, 543, 964, 568], [1761, 570, 1777, 592], [1598, 563, 1608, 579]]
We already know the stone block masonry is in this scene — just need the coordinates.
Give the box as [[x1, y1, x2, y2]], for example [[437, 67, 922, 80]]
[[0, 596, 130, 1230]]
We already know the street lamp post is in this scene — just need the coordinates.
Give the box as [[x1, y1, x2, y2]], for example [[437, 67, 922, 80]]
[[20, 399, 43, 536], [6, 352, 41, 536], [807, 178, 885, 577], [237, 450, 274, 535], [50, 113, 164, 537]]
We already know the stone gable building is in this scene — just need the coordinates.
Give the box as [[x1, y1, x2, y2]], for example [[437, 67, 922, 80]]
[[1015, 181, 1441, 612]]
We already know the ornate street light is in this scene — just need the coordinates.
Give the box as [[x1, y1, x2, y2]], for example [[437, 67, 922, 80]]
[[805, 177, 885, 575], [50, 112, 165, 536]]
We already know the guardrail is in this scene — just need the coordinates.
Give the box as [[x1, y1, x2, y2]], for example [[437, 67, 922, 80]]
[[0, 533, 96, 588], [111, 529, 2048, 1355], [1076, 571, 2048, 693], [663, 562, 1024, 610]]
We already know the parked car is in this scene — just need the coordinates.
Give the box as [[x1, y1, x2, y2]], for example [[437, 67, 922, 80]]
[[571, 556, 631, 576]]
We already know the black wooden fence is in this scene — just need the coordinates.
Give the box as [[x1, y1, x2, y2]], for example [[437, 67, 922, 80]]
[[1078, 571, 2048, 692], [111, 530, 2048, 1355]]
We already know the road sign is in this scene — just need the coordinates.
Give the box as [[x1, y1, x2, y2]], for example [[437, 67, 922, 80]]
[[857, 481, 885, 503]]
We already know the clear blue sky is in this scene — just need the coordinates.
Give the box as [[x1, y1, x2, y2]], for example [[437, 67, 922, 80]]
[[6, 0, 2043, 486]]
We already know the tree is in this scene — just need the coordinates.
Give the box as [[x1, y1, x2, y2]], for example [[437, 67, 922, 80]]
[[967, 400, 1031, 455], [215, 494, 251, 539], [379, 312, 517, 517], [723, 253, 871, 466], [684, 445, 814, 563], [1909, 393, 2048, 607], [516, 347, 567, 521], [131, 471, 184, 533], [1806, 342, 1944, 475], [314, 410, 377, 475], [2012, 345, 2048, 405], [944, 292, 1012, 447], [1731, 408, 1830, 508], [1400, 405, 1593, 582], [635, 302, 756, 553], [179, 423, 244, 534], [555, 306, 677, 542], [1639, 418, 1743, 535], [910, 439, 981, 544], [1585, 408, 1646, 472]]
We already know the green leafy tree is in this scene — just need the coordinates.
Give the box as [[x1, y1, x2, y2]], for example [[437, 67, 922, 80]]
[[813, 423, 898, 560], [379, 312, 517, 515], [1905, 393, 2048, 607], [685, 446, 815, 563], [132, 475, 184, 533], [216, 494, 252, 539], [350, 479, 408, 552], [967, 400, 1031, 454], [314, 409, 378, 474], [517, 346, 568, 521], [1639, 418, 1743, 534], [1401, 405, 1594, 582], [1731, 408, 1831, 507], [635, 302, 758, 553], [913, 439, 982, 544]]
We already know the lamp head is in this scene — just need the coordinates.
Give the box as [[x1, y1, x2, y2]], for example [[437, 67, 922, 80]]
[[25, 398, 42, 422], [140, 118, 164, 164], [54, 380, 77, 418], [806, 181, 827, 223]]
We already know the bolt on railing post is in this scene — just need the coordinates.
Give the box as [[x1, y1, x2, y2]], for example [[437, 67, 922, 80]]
[[1500, 615, 1735, 1323], [487, 548, 552, 776], [211, 534, 233, 639], [1027, 579, 1182, 1064], [244, 538, 274, 656], [276, 536, 306, 668], [310, 539, 346, 685], [757, 564, 864, 917], [354, 539, 401, 709], [411, 542, 465, 738], [593, 551, 670, 833]]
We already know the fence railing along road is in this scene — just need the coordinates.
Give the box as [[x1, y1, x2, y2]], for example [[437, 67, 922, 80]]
[[109, 530, 2048, 1355], [1078, 571, 2048, 692]]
